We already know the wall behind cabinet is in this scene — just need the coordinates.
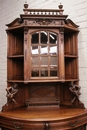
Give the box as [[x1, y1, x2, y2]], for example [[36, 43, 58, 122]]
[[0, 0, 87, 110]]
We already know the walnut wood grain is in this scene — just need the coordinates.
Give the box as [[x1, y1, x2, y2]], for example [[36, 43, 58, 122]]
[[0, 107, 87, 130]]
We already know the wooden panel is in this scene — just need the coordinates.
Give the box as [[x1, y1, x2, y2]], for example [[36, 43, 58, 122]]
[[64, 33, 77, 56], [8, 32, 23, 56], [64, 34, 72, 54], [27, 83, 60, 107], [7, 58, 24, 80], [65, 58, 78, 79], [60, 82, 73, 106]]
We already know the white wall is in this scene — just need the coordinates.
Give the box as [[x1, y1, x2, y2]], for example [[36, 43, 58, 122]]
[[0, 0, 87, 110]]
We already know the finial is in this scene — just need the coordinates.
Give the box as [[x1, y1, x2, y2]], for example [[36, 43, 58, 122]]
[[58, 3, 63, 15], [23, 2, 29, 14], [58, 3, 63, 10], [24, 1, 28, 9]]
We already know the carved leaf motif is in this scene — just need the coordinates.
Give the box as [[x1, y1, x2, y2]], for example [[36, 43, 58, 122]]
[[36, 19, 52, 25]]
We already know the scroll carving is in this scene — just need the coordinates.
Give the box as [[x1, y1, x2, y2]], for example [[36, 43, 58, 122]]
[[36, 19, 52, 25], [28, 19, 61, 26], [28, 20, 37, 25]]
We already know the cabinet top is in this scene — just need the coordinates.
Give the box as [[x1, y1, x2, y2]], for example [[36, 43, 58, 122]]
[[22, 2, 65, 16], [6, 3, 79, 32]]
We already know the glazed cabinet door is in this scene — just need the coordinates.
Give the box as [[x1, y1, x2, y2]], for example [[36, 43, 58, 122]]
[[24, 29, 65, 81]]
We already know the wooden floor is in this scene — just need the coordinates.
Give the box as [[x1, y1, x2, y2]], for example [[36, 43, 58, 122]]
[[1, 106, 87, 121]]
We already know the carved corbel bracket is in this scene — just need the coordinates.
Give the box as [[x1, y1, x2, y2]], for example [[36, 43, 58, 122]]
[[1, 84, 19, 112], [6, 83, 18, 105], [69, 81, 85, 108]]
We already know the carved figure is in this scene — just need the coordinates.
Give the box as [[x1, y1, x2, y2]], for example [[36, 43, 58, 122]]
[[69, 81, 81, 103], [6, 83, 18, 105]]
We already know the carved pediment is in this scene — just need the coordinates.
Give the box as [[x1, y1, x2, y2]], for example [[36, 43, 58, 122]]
[[65, 19, 79, 28], [6, 18, 22, 27]]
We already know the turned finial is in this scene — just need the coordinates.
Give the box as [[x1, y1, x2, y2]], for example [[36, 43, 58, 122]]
[[24, 1, 28, 9], [58, 3, 63, 10], [23, 2, 29, 14], [58, 3, 63, 15]]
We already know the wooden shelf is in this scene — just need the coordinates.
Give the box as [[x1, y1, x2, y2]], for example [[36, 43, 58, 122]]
[[65, 55, 78, 58], [8, 55, 24, 58], [7, 79, 79, 83], [65, 79, 79, 82]]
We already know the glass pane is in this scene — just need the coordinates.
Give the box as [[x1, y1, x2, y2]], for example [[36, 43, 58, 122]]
[[40, 56, 48, 66], [40, 68, 48, 77], [31, 68, 39, 77], [31, 57, 39, 66], [49, 32, 57, 44], [31, 32, 39, 44], [50, 56, 57, 66], [40, 46, 48, 54], [49, 45, 57, 55], [40, 31, 48, 44], [50, 67, 57, 76], [31, 46, 39, 55]]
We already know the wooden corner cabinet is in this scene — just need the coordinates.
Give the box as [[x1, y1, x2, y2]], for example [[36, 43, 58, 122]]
[[0, 3, 87, 130]]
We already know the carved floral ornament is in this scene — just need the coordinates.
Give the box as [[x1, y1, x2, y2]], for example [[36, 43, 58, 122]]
[[25, 19, 64, 26]]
